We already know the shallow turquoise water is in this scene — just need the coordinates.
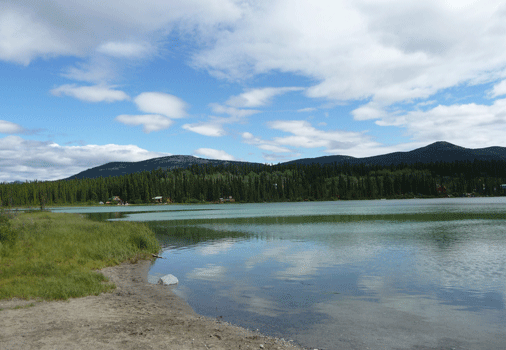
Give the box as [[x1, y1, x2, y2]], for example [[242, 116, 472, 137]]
[[53, 198, 506, 350]]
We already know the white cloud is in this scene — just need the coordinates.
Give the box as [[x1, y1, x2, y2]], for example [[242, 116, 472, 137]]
[[97, 41, 152, 58], [182, 103, 260, 137], [51, 84, 129, 102], [226, 87, 303, 108], [372, 98, 506, 147], [258, 144, 292, 153], [115, 114, 174, 133], [134, 92, 188, 118], [209, 104, 260, 118], [0, 6, 73, 65], [243, 121, 419, 159], [0, 120, 24, 134], [352, 102, 389, 121], [490, 80, 506, 98], [241, 132, 300, 163], [116, 91, 188, 134], [182, 122, 226, 137], [241, 132, 292, 154], [268, 120, 368, 150], [0, 0, 245, 90], [61, 59, 118, 83], [193, 148, 235, 160], [0, 0, 243, 65], [416, 100, 437, 107], [0, 135, 169, 182], [297, 107, 317, 113], [193, 0, 506, 106], [5, 0, 506, 111]]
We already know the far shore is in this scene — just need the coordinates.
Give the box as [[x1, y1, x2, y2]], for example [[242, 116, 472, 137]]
[[4, 194, 499, 211]]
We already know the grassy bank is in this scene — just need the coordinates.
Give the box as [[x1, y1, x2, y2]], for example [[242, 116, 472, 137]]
[[0, 211, 160, 300]]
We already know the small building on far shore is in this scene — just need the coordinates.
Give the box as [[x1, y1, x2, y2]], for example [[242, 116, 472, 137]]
[[436, 185, 447, 194], [219, 196, 235, 203], [107, 196, 123, 205], [152, 196, 163, 203]]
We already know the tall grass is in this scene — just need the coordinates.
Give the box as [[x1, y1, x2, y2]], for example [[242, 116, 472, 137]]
[[0, 209, 16, 248], [0, 211, 160, 300]]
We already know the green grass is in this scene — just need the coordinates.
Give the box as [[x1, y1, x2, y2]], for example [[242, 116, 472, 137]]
[[0, 211, 160, 300]]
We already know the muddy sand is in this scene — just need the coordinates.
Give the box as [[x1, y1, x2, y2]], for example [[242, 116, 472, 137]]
[[0, 260, 304, 350]]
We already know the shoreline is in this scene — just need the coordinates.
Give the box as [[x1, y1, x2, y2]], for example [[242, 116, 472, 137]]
[[0, 260, 304, 350], [4, 194, 498, 210]]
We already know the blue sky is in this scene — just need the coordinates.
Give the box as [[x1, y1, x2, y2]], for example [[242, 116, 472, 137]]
[[2, 0, 506, 182]]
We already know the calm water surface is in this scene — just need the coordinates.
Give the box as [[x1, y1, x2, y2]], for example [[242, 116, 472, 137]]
[[53, 198, 506, 350]]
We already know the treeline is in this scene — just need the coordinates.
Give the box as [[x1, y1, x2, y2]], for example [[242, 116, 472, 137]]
[[1, 159, 506, 207]]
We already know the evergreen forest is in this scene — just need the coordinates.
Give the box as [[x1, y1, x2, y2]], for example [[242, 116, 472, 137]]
[[1, 159, 506, 207]]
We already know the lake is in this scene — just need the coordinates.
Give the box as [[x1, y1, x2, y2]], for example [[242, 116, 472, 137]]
[[52, 198, 506, 350]]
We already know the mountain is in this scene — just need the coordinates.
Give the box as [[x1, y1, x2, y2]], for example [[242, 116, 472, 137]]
[[281, 141, 506, 167], [65, 142, 506, 180], [66, 155, 262, 180]]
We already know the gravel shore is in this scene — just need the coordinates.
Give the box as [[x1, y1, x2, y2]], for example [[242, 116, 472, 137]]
[[0, 260, 305, 350]]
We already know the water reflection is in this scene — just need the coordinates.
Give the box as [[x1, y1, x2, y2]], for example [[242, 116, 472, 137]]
[[85, 211, 127, 221], [187, 264, 228, 281], [148, 214, 506, 349], [146, 222, 250, 250], [425, 224, 463, 250], [52, 198, 506, 349]]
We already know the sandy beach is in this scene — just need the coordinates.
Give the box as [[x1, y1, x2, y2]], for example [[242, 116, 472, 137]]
[[0, 260, 304, 350]]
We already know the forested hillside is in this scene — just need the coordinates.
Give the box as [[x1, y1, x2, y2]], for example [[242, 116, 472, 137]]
[[63, 141, 506, 181], [66, 155, 261, 180], [2, 159, 506, 207]]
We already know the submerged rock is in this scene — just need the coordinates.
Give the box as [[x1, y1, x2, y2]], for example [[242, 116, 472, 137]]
[[158, 274, 178, 285], [147, 274, 160, 284]]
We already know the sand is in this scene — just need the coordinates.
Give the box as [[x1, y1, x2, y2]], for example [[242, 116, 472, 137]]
[[0, 260, 305, 350]]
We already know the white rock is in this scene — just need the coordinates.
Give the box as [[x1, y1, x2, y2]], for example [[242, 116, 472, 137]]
[[158, 274, 178, 285]]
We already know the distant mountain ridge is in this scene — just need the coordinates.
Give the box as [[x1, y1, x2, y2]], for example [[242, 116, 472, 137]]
[[282, 141, 506, 166], [66, 155, 263, 180], [65, 142, 506, 180]]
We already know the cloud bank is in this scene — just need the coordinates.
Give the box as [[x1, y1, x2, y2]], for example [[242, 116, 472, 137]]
[[0, 136, 169, 182], [0, 120, 24, 134]]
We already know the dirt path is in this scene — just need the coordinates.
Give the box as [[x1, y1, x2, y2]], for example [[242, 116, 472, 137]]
[[0, 261, 304, 350]]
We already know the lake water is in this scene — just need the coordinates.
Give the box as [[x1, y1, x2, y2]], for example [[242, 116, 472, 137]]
[[52, 198, 506, 350]]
